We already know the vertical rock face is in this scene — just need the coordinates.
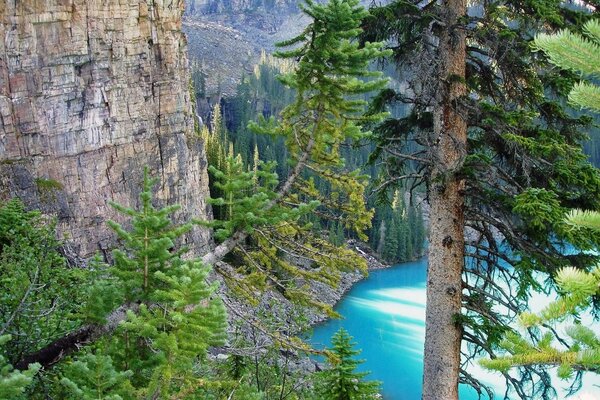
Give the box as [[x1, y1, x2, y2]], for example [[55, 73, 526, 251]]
[[0, 0, 211, 257]]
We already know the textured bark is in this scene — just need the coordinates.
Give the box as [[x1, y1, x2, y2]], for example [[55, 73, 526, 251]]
[[421, 0, 467, 397], [15, 303, 138, 370], [0, 0, 212, 258]]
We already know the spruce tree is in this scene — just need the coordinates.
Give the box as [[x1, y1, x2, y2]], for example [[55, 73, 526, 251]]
[[103, 168, 227, 398], [482, 19, 600, 383], [363, 1, 600, 398], [316, 328, 380, 400]]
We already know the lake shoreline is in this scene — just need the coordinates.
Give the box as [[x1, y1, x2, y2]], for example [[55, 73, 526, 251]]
[[308, 258, 430, 399], [306, 241, 426, 328]]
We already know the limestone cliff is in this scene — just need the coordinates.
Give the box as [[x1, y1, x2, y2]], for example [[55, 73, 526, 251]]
[[0, 0, 211, 257]]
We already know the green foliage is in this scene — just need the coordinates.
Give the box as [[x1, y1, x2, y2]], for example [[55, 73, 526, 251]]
[[219, 11, 427, 263], [205, 156, 319, 241], [78, 256, 123, 325], [375, 190, 425, 263], [0, 335, 39, 400], [533, 19, 600, 112], [482, 214, 600, 380], [59, 354, 134, 400], [204, 0, 389, 315], [483, 16, 600, 385], [209, 301, 316, 400], [0, 199, 93, 363], [513, 188, 564, 233], [108, 169, 194, 301], [0, 173, 230, 399], [34, 177, 63, 192], [315, 329, 380, 400], [566, 209, 600, 230], [105, 168, 228, 397]]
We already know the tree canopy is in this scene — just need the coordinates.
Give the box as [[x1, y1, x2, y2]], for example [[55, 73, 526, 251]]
[[363, 0, 600, 397]]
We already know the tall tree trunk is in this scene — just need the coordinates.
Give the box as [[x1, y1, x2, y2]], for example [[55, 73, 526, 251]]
[[421, 0, 467, 397]]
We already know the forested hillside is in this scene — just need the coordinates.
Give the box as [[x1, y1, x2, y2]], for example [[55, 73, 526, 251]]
[[199, 52, 427, 263]]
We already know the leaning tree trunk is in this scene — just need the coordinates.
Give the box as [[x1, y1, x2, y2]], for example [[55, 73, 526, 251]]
[[421, 0, 467, 397]]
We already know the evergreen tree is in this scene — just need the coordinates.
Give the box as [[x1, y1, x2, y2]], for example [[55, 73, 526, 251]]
[[0, 335, 39, 400], [315, 328, 380, 400], [382, 217, 400, 263], [202, 0, 390, 316], [104, 168, 228, 398], [482, 19, 600, 383], [0, 199, 98, 366], [363, 1, 600, 398], [58, 354, 134, 400]]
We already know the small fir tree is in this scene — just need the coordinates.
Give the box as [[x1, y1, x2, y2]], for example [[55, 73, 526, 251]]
[[316, 328, 380, 400], [104, 168, 227, 398], [58, 354, 134, 400]]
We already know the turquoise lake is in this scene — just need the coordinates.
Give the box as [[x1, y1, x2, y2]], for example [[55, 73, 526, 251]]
[[309, 259, 482, 399], [308, 259, 600, 400]]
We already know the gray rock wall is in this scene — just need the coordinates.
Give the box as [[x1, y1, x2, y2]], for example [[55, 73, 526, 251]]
[[0, 0, 211, 257]]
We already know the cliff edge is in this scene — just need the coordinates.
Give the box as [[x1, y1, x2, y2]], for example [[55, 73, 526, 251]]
[[0, 0, 211, 257]]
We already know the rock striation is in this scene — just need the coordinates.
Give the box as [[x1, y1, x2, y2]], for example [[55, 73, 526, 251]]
[[0, 0, 211, 257], [185, 0, 296, 16]]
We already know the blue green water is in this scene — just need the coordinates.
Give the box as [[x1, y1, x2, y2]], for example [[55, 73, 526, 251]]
[[308, 258, 600, 400], [308, 259, 485, 400]]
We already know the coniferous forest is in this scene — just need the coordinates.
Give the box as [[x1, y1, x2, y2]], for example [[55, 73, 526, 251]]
[[1, 0, 600, 399]]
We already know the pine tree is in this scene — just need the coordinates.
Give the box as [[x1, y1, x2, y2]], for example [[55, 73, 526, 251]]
[[482, 21, 600, 382], [58, 354, 134, 400], [315, 328, 380, 400], [201, 0, 390, 316], [105, 168, 227, 398], [382, 216, 400, 263], [108, 171, 193, 301], [363, 2, 600, 398]]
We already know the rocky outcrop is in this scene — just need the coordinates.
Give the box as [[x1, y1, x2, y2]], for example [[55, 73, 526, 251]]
[[185, 0, 296, 17], [0, 0, 211, 257]]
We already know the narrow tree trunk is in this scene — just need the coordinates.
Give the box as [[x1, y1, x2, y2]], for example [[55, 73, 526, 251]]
[[421, 0, 467, 397]]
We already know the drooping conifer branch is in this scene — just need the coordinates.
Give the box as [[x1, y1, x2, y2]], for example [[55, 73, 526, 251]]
[[201, 137, 315, 266]]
